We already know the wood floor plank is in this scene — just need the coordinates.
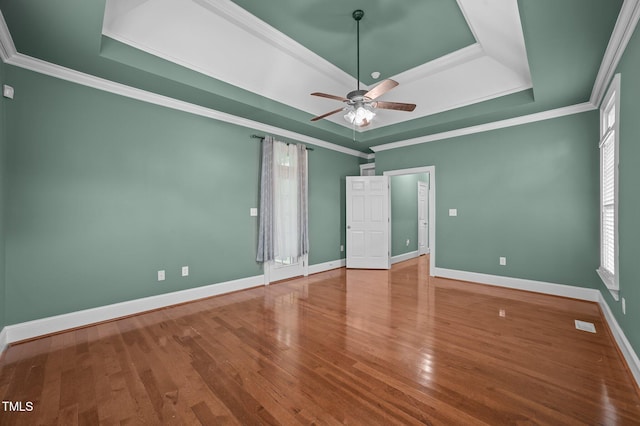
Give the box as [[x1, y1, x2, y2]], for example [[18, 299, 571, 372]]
[[1, 255, 640, 425]]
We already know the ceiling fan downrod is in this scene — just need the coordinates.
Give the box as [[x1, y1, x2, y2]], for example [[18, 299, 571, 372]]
[[353, 9, 364, 92]]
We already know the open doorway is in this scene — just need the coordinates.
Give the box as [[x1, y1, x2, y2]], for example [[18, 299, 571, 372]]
[[383, 166, 436, 276]]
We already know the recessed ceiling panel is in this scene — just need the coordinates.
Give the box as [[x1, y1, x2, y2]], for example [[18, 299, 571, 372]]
[[230, 0, 477, 86]]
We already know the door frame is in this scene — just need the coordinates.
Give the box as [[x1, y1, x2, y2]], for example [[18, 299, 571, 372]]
[[383, 166, 436, 276], [417, 180, 429, 256]]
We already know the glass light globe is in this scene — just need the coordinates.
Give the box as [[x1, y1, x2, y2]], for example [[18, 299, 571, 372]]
[[344, 108, 355, 123]]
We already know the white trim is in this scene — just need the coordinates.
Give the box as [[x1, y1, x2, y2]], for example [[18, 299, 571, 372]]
[[307, 259, 346, 275], [359, 163, 375, 176], [598, 74, 621, 299], [0, 258, 348, 349], [177, 0, 350, 87], [102, 0, 532, 131], [391, 43, 485, 86], [0, 326, 8, 355], [0, 9, 598, 159], [2, 266, 638, 390], [0, 11, 16, 62], [391, 250, 420, 264], [2, 274, 265, 345], [0, 14, 368, 159], [6, 53, 368, 159], [597, 292, 640, 387], [591, 0, 640, 107], [432, 267, 601, 302], [370, 103, 596, 152], [383, 166, 436, 277]]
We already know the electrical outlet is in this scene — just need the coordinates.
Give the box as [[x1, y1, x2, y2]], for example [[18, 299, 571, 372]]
[[406, 239, 410, 246], [340, 245, 344, 252], [499, 257, 507, 266], [449, 209, 458, 217], [181, 266, 189, 277], [250, 208, 258, 217], [622, 297, 626, 315], [157, 270, 165, 281]]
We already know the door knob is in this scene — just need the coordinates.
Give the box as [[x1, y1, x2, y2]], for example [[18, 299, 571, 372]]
[[347, 226, 351, 229]]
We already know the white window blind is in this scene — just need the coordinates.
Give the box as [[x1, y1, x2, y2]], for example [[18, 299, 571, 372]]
[[601, 132, 615, 275], [597, 74, 619, 297]]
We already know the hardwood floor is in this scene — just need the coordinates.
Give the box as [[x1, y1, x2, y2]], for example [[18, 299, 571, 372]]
[[1, 256, 639, 425]]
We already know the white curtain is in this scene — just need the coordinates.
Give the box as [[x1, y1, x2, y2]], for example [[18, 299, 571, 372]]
[[257, 137, 309, 263], [297, 144, 309, 257], [256, 136, 274, 263], [273, 141, 299, 261]]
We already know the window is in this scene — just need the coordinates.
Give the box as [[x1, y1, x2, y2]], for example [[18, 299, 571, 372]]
[[597, 74, 620, 300]]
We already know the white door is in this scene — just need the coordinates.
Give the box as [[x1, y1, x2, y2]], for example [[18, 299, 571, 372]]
[[418, 181, 429, 255], [346, 176, 390, 269]]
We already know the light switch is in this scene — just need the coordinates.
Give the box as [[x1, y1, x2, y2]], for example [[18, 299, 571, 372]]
[[3, 85, 14, 99], [181, 266, 189, 277], [449, 209, 457, 217], [157, 270, 165, 281], [250, 208, 258, 217]]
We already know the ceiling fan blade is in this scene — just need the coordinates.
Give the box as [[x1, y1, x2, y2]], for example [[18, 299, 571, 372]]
[[374, 101, 417, 112], [310, 107, 345, 122], [364, 79, 399, 100], [311, 92, 349, 102]]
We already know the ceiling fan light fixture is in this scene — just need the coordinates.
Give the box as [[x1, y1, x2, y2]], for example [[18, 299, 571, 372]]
[[309, 10, 416, 127], [344, 103, 375, 126]]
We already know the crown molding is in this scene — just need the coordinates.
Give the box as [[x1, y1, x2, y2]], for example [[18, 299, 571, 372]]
[[0, 6, 611, 157], [591, 0, 640, 107], [0, 11, 16, 61], [370, 102, 596, 152], [0, 14, 368, 159]]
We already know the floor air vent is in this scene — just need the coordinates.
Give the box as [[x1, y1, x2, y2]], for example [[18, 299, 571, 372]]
[[575, 320, 596, 333]]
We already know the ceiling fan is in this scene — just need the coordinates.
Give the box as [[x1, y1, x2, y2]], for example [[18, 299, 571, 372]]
[[310, 9, 416, 128]]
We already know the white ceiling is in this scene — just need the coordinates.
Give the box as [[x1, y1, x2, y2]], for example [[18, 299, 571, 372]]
[[102, 0, 532, 132]]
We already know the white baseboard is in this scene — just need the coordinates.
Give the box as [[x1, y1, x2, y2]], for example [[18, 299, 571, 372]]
[[0, 326, 7, 355], [0, 258, 349, 351], [3, 262, 638, 390], [432, 267, 601, 302], [1, 274, 265, 346], [597, 292, 640, 387], [307, 259, 346, 275], [433, 266, 639, 388], [391, 250, 420, 264]]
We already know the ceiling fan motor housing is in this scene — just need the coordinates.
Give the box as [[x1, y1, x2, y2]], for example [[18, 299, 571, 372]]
[[347, 89, 370, 103]]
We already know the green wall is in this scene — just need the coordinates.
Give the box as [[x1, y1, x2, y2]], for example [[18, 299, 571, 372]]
[[390, 173, 428, 257], [376, 111, 600, 287], [3, 65, 359, 325], [309, 147, 356, 265], [599, 23, 640, 356], [0, 58, 6, 330]]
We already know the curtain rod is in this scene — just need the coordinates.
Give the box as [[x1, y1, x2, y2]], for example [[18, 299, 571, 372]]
[[251, 134, 314, 151]]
